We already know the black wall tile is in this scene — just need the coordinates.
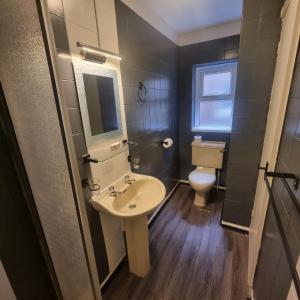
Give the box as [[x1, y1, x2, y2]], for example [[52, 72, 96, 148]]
[[68, 108, 84, 135], [261, 0, 283, 17], [85, 205, 110, 283], [72, 133, 87, 160], [115, 0, 180, 195], [231, 116, 267, 134], [61, 80, 79, 108], [258, 16, 282, 39], [49, 13, 70, 52], [222, 210, 251, 226], [223, 0, 282, 227], [230, 132, 264, 150], [242, 0, 262, 20], [233, 99, 269, 118]]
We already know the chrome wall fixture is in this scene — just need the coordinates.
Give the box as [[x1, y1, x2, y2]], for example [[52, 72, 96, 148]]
[[81, 177, 100, 192], [76, 42, 122, 64], [81, 154, 99, 164]]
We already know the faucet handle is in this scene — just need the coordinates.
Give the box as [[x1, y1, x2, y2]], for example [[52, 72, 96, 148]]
[[124, 175, 130, 183], [124, 174, 136, 184]]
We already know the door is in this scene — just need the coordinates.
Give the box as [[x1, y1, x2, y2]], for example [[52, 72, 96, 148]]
[[0, 84, 60, 299], [248, 0, 300, 287]]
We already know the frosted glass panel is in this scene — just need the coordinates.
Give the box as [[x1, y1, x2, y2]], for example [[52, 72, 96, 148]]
[[203, 72, 231, 96], [198, 100, 233, 131]]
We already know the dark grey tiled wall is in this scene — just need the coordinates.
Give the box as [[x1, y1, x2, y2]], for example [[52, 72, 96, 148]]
[[46, 0, 110, 283], [178, 36, 240, 185], [255, 44, 300, 299], [115, 1, 180, 194], [223, 0, 283, 227]]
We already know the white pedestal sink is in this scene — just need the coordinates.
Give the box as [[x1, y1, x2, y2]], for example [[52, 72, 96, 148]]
[[90, 173, 166, 277]]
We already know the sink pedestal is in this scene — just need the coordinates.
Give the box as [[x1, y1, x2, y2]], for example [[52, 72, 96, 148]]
[[124, 215, 150, 277]]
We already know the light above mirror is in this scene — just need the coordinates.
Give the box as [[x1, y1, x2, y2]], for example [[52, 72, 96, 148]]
[[77, 42, 122, 64]]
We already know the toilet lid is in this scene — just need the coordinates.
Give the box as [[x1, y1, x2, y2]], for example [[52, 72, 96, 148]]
[[189, 170, 215, 185]]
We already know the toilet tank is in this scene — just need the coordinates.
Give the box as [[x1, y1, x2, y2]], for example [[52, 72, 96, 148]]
[[191, 140, 226, 169]]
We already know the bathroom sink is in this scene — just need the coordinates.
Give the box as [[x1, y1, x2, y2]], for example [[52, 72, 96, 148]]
[[90, 173, 166, 277], [90, 174, 166, 219]]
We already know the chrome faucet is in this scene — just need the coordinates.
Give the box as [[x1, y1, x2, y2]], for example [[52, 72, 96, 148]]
[[109, 186, 122, 197], [124, 175, 136, 184]]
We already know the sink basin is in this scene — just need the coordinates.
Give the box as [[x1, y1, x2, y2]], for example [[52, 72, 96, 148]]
[[90, 174, 166, 219], [90, 173, 166, 277]]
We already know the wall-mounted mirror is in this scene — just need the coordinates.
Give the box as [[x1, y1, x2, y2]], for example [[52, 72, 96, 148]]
[[83, 74, 118, 135], [73, 61, 125, 150]]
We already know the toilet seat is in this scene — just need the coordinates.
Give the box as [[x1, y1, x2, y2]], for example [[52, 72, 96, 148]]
[[189, 139, 225, 207], [189, 168, 215, 190]]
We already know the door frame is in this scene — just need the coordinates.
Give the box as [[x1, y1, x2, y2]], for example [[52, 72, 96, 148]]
[[248, 0, 300, 287], [0, 82, 62, 298]]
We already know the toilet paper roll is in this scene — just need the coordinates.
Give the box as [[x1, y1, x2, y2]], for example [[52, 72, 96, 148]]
[[162, 138, 173, 149]]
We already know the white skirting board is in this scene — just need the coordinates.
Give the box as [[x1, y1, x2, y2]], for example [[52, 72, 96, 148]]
[[221, 220, 249, 232]]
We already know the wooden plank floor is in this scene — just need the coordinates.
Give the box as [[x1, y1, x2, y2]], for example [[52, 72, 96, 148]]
[[102, 184, 249, 300]]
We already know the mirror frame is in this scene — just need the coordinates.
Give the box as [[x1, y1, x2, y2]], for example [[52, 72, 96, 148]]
[[73, 60, 124, 149]]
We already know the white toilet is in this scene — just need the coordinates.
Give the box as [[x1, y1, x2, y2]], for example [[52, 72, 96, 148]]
[[189, 139, 226, 207]]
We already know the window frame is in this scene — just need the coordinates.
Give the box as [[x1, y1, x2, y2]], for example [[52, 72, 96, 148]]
[[192, 61, 237, 133]]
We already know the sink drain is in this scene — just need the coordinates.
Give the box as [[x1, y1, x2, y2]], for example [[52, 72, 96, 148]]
[[129, 204, 136, 209]]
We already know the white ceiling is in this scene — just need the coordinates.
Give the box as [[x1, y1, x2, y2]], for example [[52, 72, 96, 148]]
[[136, 0, 243, 33]]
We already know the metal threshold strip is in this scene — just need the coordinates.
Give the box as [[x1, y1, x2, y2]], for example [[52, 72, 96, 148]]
[[259, 162, 300, 298]]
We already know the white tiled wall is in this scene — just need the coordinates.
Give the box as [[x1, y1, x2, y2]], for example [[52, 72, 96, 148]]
[[62, 0, 129, 277], [65, 19, 99, 56], [94, 0, 119, 53], [62, 0, 98, 33], [90, 150, 130, 190]]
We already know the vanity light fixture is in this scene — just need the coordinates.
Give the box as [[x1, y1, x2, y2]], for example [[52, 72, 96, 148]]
[[77, 42, 122, 64]]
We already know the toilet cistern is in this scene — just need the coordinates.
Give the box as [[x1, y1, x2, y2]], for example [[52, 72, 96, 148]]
[[189, 139, 226, 207]]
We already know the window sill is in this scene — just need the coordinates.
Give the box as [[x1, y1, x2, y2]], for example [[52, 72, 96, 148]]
[[191, 127, 232, 134]]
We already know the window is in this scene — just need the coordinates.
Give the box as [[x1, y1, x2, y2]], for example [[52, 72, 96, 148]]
[[192, 62, 237, 132]]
